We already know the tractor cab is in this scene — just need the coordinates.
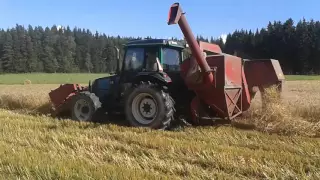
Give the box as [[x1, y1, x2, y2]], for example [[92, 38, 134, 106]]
[[118, 39, 186, 84], [90, 39, 186, 113], [121, 39, 185, 73]]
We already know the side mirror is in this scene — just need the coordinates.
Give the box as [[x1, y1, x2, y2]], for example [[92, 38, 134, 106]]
[[104, 46, 120, 60], [116, 47, 120, 60], [103, 45, 121, 74], [115, 47, 120, 74]]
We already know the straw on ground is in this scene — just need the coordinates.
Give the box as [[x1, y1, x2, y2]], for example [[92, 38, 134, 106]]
[[0, 81, 319, 179]]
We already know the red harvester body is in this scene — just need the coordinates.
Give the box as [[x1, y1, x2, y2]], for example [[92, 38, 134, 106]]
[[168, 3, 284, 123]]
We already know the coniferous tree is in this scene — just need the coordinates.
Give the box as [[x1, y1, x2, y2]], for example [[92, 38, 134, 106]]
[[41, 27, 57, 73], [26, 35, 37, 72], [85, 52, 93, 73], [1, 32, 14, 73], [295, 19, 310, 73]]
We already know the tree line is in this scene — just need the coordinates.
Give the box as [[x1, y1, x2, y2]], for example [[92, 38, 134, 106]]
[[224, 18, 320, 74], [0, 18, 319, 74], [0, 25, 136, 73]]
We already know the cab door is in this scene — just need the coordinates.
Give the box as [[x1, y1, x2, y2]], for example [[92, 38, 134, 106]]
[[119, 47, 145, 83], [161, 47, 193, 110]]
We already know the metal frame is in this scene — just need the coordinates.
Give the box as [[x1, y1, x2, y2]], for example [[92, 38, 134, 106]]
[[224, 87, 243, 120]]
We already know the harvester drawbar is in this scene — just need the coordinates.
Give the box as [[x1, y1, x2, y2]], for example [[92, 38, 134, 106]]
[[49, 2, 285, 129]]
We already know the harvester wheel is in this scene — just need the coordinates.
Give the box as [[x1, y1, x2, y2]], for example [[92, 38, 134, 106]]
[[124, 82, 174, 129], [70, 91, 101, 122]]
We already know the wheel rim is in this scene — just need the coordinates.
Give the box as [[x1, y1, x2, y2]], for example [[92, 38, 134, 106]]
[[74, 99, 92, 121], [132, 93, 158, 125]]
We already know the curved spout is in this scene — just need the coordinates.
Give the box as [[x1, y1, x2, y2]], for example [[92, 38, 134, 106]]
[[168, 3, 214, 84]]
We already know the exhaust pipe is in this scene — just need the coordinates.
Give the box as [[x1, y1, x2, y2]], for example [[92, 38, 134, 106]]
[[167, 3, 214, 84]]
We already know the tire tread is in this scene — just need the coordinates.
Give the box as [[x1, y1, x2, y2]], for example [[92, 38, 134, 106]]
[[124, 81, 175, 129]]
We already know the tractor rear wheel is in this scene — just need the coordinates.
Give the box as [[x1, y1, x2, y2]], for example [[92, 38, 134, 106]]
[[124, 82, 174, 129], [70, 91, 101, 122]]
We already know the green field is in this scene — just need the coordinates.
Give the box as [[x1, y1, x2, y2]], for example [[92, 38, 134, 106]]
[[0, 73, 319, 85], [284, 75, 320, 81], [0, 73, 109, 85]]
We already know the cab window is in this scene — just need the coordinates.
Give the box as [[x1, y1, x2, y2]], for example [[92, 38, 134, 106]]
[[124, 48, 144, 71], [162, 48, 181, 71]]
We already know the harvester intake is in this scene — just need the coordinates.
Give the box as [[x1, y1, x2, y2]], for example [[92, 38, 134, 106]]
[[167, 3, 214, 84]]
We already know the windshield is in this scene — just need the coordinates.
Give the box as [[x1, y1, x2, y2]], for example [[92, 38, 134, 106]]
[[124, 48, 144, 71], [162, 48, 181, 71]]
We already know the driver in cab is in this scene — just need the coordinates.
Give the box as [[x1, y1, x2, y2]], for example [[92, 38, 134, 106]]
[[146, 51, 161, 71]]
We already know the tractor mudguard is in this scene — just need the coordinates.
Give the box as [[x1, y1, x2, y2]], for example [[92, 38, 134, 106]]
[[132, 72, 172, 86], [90, 75, 120, 101]]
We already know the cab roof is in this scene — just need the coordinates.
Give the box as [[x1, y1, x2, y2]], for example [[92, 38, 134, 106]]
[[125, 39, 185, 49]]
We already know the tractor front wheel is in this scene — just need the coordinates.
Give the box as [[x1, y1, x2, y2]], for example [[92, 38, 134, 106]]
[[124, 82, 174, 129], [70, 91, 102, 122]]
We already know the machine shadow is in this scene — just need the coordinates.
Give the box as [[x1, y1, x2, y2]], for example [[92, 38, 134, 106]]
[[90, 111, 130, 127], [52, 110, 257, 131], [87, 114, 256, 131], [170, 118, 257, 132], [51, 111, 130, 129], [50, 104, 256, 131]]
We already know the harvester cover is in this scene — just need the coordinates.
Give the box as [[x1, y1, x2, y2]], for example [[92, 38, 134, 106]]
[[181, 53, 244, 120]]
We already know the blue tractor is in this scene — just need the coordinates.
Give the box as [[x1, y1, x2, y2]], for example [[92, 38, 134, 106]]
[[49, 39, 192, 129]]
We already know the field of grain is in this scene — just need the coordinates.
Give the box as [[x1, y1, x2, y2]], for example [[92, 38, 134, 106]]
[[0, 80, 319, 179], [0, 73, 319, 85]]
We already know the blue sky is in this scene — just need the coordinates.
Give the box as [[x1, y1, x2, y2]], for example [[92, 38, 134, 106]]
[[1, 0, 319, 40]]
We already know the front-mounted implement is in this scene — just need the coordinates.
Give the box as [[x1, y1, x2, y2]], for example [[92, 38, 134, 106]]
[[48, 2, 285, 129]]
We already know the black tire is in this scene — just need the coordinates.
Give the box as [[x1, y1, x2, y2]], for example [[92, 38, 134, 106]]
[[124, 82, 174, 129], [70, 91, 102, 122]]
